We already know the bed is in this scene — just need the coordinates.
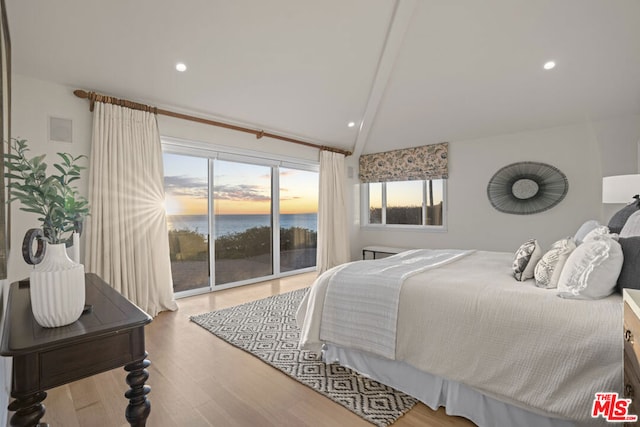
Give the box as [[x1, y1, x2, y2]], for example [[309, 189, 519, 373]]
[[296, 248, 623, 427]]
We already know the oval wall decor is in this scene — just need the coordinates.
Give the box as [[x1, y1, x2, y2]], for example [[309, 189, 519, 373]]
[[487, 162, 568, 215]]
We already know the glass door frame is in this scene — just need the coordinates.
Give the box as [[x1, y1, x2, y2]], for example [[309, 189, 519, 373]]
[[210, 156, 275, 289], [162, 137, 318, 298]]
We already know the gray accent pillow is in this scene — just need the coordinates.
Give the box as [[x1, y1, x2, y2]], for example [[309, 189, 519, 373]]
[[620, 210, 640, 238], [608, 201, 640, 234], [618, 237, 640, 291]]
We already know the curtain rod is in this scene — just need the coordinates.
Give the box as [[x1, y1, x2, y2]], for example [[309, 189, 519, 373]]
[[73, 89, 352, 157]]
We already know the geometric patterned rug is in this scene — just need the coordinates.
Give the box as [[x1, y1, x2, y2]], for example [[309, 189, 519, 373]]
[[190, 288, 418, 427]]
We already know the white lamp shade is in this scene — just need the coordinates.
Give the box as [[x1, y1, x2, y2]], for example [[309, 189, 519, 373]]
[[602, 174, 640, 203]]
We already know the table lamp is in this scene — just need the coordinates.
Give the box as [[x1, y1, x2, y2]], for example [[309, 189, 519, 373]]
[[602, 174, 640, 204]]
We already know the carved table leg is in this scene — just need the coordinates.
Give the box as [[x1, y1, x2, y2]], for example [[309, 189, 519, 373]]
[[124, 354, 151, 427], [8, 391, 47, 427]]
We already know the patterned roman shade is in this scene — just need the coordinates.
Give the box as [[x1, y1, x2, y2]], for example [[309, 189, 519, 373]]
[[359, 142, 448, 183]]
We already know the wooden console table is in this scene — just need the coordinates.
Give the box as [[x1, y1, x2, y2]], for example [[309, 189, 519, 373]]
[[0, 273, 152, 427]]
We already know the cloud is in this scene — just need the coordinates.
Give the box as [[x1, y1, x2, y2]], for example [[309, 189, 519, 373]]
[[255, 170, 299, 180], [213, 184, 270, 202], [280, 194, 302, 201], [165, 177, 294, 203], [164, 175, 208, 198]]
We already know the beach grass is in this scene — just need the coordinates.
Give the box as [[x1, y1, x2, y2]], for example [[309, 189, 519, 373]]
[[168, 226, 317, 292]]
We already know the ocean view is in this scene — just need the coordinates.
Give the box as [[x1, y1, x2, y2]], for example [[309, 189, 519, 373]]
[[167, 213, 318, 237]]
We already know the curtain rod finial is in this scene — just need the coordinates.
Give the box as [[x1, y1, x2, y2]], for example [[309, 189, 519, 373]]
[[74, 89, 88, 99]]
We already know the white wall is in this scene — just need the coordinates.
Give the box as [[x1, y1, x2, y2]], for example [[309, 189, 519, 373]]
[[157, 115, 319, 163], [4, 77, 639, 419], [7, 74, 321, 284], [6, 78, 639, 279], [3, 76, 96, 422], [8, 75, 94, 282], [3, 74, 324, 424], [353, 115, 640, 259], [594, 115, 640, 177], [591, 115, 640, 220], [15, 76, 638, 272]]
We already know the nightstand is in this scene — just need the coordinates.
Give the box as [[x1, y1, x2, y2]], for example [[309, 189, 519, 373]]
[[623, 289, 640, 422], [1, 274, 152, 427]]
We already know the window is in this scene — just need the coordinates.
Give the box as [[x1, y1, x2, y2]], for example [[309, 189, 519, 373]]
[[364, 179, 446, 228], [213, 159, 274, 285], [162, 139, 319, 296], [279, 168, 318, 273], [359, 142, 448, 228], [164, 153, 209, 294]]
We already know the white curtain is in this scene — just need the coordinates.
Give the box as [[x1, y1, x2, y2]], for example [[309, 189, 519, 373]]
[[316, 150, 350, 274], [85, 102, 178, 316]]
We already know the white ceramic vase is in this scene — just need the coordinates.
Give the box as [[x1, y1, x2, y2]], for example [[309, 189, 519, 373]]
[[30, 243, 85, 328]]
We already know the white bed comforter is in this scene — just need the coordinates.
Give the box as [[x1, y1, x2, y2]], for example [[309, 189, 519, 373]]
[[320, 249, 473, 359], [297, 250, 623, 423]]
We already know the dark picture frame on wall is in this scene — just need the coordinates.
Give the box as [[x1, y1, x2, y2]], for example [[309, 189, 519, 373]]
[[0, 0, 10, 280]]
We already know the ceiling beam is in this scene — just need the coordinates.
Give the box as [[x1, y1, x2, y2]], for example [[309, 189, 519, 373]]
[[351, 0, 417, 159]]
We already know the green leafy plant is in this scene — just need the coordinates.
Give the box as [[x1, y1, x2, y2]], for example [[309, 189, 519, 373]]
[[4, 138, 90, 244]]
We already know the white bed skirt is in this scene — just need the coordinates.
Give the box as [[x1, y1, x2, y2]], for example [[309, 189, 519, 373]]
[[323, 344, 582, 427]]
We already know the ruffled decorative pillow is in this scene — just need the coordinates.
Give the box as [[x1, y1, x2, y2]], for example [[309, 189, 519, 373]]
[[582, 225, 616, 243], [557, 235, 623, 299], [573, 220, 600, 245], [513, 239, 542, 281], [534, 238, 576, 289]]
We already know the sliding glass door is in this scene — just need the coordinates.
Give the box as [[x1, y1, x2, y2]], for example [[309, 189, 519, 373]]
[[213, 159, 273, 286], [279, 167, 318, 273], [163, 142, 318, 295], [163, 153, 210, 294]]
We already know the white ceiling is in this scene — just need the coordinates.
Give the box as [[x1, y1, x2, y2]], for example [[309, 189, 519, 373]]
[[6, 0, 640, 156]]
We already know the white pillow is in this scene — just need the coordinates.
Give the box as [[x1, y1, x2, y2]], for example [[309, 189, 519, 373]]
[[573, 220, 601, 245], [582, 225, 617, 242], [620, 210, 640, 238], [513, 239, 542, 281], [534, 238, 576, 289], [557, 235, 623, 299]]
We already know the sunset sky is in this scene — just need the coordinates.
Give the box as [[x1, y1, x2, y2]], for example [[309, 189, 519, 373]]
[[163, 153, 319, 216], [368, 180, 444, 209], [164, 153, 442, 217]]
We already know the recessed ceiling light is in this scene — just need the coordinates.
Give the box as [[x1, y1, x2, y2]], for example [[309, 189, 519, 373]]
[[543, 61, 556, 70], [347, 121, 356, 128], [176, 62, 187, 72]]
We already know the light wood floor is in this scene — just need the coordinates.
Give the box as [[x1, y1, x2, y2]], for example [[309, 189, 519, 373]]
[[42, 273, 476, 426]]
